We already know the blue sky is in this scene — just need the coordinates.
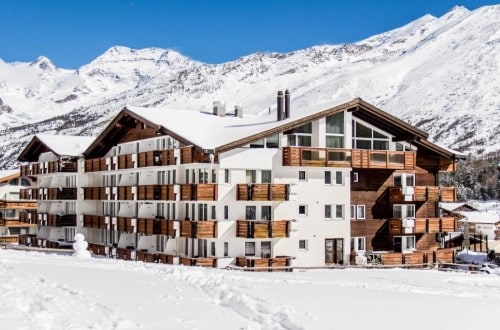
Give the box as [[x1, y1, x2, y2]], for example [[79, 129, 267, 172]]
[[0, 0, 496, 68]]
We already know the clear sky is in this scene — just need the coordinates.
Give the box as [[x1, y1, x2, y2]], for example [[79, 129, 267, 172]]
[[0, 0, 496, 68]]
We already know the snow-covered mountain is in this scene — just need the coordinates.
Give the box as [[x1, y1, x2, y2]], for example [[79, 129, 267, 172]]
[[0, 5, 498, 168]]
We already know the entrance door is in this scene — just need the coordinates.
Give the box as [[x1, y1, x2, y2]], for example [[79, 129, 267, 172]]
[[325, 238, 344, 264]]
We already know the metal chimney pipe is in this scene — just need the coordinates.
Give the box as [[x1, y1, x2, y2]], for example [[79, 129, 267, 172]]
[[277, 91, 284, 121], [284, 89, 290, 119]]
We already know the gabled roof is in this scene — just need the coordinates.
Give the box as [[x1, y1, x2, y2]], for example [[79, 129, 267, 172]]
[[84, 98, 463, 160], [0, 170, 19, 183], [440, 202, 478, 212], [18, 134, 94, 162], [458, 210, 500, 224]]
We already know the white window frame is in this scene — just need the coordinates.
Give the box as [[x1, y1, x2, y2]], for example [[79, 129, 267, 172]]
[[325, 170, 343, 185], [351, 236, 366, 252], [298, 204, 308, 216], [325, 204, 344, 220], [394, 236, 416, 251], [298, 170, 307, 181], [298, 239, 308, 250], [393, 204, 415, 219], [394, 173, 415, 187]]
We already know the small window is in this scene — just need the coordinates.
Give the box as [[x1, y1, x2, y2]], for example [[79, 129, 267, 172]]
[[299, 239, 308, 250], [246, 206, 256, 220], [211, 169, 216, 183], [185, 169, 190, 184], [353, 172, 358, 183], [246, 170, 256, 184], [324, 171, 331, 185], [224, 169, 230, 184], [211, 205, 216, 219], [224, 206, 229, 220], [261, 241, 271, 258], [326, 204, 344, 220], [261, 170, 272, 183], [224, 242, 229, 257], [210, 242, 216, 256], [356, 205, 366, 219], [299, 205, 307, 216], [351, 237, 366, 252], [335, 171, 343, 185], [325, 171, 342, 185], [261, 206, 271, 220], [245, 242, 255, 256], [350, 205, 356, 219], [298, 171, 306, 181], [325, 205, 331, 219]]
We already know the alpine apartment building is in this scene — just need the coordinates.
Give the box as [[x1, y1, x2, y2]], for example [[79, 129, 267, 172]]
[[18, 94, 463, 269]]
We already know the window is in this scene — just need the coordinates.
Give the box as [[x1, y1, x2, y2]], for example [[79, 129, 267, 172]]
[[325, 171, 343, 185], [393, 204, 415, 218], [210, 242, 216, 256], [246, 206, 256, 220], [394, 173, 415, 187], [224, 242, 229, 257], [353, 172, 359, 183], [325, 204, 344, 220], [394, 236, 416, 252], [352, 121, 389, 150], [350, 237, 366, 252], [325, 112, 344, 148], [298, 171, 306, 181], [299, 239, 308, 250], [185, 169, 190, 184], [261, 170, 272, 183], [246, 170, 256, 184], [224, 169, 230, 184], [288, 123, 312, 147], [185, 204, 190, 219], [211, 169, 216, 183], [351, 204, 366, 220], [245, 242, 256, 256], [211, 205, 216, 219], [261, 241, 271, 258], [250, 139, 265, 148], [199, 169, 208, 183], [261, 206, 271, 220], [299, 205, 307, 216], [266, 134, 279, 148], [224, 206, 229, 220]]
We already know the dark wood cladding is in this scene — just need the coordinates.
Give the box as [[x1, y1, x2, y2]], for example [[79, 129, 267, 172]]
[[180, 184, 218, 201], [351, 220, 392, 251], [236, 184, 289, 201], [21, 161, 77, 175], [117, 186, 134, 200], [88, 243, 108, 256], [136, 250, 159, 263], [116, 247, 135, 260], [136, 185, 176, 201], [236, 257, 291, 271], [85, 150, 177, 172], [118, 154, 134, 169], [83, 214, 107, 229], [19, 210, 38, 224], [137, 150, 176, 167], [116, 217, 135, 233], [47, 214, 77, 227], [45, 187, 77, 200], [236, 220, 290, 238], [283, 147, 415, 170], [388, 186, 456, 203], [179, 220, 218, 238]]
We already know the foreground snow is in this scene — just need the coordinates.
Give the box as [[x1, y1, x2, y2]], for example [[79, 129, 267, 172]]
[[1, 249, 499, 329]]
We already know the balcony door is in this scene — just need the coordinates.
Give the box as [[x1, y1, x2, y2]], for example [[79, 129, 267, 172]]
[[325, 238, 344, 265]]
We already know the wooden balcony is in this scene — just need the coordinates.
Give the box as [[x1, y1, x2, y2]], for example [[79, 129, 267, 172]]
[[83, 187, 107, 200], [20, 188, 40, 200], [236, 220, 290, 238], [179, 257, 217, 268], [282, 147, 415, 170], [136, 185, 176, 201], [116, 217, 135, 233], [136, 218, 160, 235], [179, 220, 218, 238], [20, 163, 42, 176], [137, 150, 176, 167], [19, 210, 38, 224], [180, 146, 215, 164], [46, 187, 77, 200], [0, 200, 37, 209], [83, 214, 107, 229], [117, 154, 134, 169], [236, 184, 289, 201], [389, 186, 457, 203], [236, 256, 292, 272], [388, 217, 457, 235], [180, 184, 218, 201], [116, 247, 135, 260], [117, 186, 134, 200], [136, 250, 159, 263], [21, 161, 76, 174], [88, 243, 109, 256], [47, 214, 77, 227], [84, 158, 107, 172]]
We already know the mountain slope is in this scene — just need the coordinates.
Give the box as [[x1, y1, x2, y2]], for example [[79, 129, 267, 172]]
[[0, 5, 498, 168]]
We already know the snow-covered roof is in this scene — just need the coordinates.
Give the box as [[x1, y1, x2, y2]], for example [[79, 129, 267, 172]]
[[35, 134, 94, 157], [126, 100, 340, 150], [439, 202, 477, 212], [0, 169, 19, 180], [458, 210, 500, 224]]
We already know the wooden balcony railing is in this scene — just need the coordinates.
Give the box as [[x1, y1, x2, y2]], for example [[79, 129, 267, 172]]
[[236, 256, 292, 272], [19, 210, 38, 224], [83, 187, 108, 200], [136, 218, 176, 236], [236, 220, 290, 238], [136, 185, 176, 201], [116, 247, 135, 260], [83, 214, 107, 229], [0, 200, 37, 209], [85, 158, 107, 172], [180, 146, 215, 164], [47, 214, 77, 227], [179, 257, 217, 268], [45, 187, 77, 200], [388, 217, 457, 235], [180, 184, 218, 201], [389, 186, 456, 203], [85, 150, 177, 173], [88, 243, 109, 256], [116, 217, 135, 233], [179, 220, 218, 238], [282, 147, 415, 170], [21, 161, 76, 175], [20, 188, 40, 200], [236, 184, 289, 201], [137, 150, 176, 167], [136, 250, 159, 263]]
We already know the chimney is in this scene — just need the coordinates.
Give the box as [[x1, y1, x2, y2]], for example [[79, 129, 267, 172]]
[[235, 105, 243, 118], [213, 101, 226, 117], [277, 91, 284, 121], [285, 89, 290, 119]]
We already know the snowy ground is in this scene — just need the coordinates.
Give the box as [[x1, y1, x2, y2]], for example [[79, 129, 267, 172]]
[[1, 249, 499, 330]]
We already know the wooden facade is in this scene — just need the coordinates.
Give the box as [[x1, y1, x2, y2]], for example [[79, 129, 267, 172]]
[[236, 220, 290, 238], [180, 184, 218, 201], [236, 184, 289, 201]]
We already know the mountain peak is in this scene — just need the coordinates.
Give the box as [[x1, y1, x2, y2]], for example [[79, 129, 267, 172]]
[[29, 56, 56, 71]]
